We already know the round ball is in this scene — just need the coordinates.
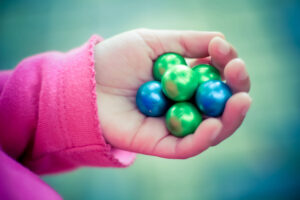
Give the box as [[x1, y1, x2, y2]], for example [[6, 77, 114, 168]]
[[192, 64, 221, 85], [136, 81, 170, 117], [195, 80, 232, 117], [166, 102, 202, 137], [161, 65, 198, 101], [153, 52, 187, 81]]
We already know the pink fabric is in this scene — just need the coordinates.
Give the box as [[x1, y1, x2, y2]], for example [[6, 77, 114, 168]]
[[0, 35, 136, 199], [0, 150, 62, 200]]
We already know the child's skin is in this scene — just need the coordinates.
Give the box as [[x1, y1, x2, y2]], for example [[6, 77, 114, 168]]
[[94, 29, 252, 159], [0, 28, 251, 200]]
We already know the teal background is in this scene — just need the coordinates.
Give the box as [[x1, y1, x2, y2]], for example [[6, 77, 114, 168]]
[[1, 0, 299, 199]]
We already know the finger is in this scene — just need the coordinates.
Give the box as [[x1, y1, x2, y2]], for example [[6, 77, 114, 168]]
[[224, 58, 251, 93], [189, 57, 212, 67], [211, 92, 252, 146], [135, 29, 224, 60], [208, 37, 238, 72], [152, 118, 222, 159]]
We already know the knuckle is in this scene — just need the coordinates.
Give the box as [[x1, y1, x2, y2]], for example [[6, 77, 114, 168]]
[[134, 28, 150, 34]]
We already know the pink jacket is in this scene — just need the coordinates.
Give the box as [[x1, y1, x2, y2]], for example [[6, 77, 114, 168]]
[[0, 35, 136, 199]]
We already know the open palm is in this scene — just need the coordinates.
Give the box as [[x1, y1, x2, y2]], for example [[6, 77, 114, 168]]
[[94, 29, 251, 159]]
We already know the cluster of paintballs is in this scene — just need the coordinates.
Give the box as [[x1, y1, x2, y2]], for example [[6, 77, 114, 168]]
[[136, 53, 232, 138]]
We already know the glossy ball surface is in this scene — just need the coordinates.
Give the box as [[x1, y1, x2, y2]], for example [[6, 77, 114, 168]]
[[161, 65, 198, 101], [153, 52, 187, 81], [195, 80, 232, 117], [166, 102, 202, 137], [192, 64, 221, 85], [136, 81, 170, 117]]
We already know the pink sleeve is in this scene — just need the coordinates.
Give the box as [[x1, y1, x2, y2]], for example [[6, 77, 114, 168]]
[[0, 35, 136, 175], [0, 70, 13, 94]]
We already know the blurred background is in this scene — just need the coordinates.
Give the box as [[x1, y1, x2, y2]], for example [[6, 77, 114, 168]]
[[1, 0, 299, 199]]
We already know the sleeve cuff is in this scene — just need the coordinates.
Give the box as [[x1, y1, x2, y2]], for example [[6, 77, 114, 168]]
[[24, 35, 136, 174]]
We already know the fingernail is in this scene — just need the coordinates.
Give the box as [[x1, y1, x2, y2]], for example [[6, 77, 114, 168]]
[[212, 32, 225, 39], [210, 127, 222, 143], [238, 68, 248, 81], [241, 102, 251, 116], [215, 37, 230, 55], [234, 59, 248, 81]]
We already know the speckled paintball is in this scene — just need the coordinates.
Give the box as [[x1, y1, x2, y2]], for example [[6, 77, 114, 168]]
[[153, 52, 187, 81], [136, 81, 170, 117], [192, 64, 221, 85], [195, 80, 232, 117], [165, 102, 202, 137], [161, 65, 198, 101]]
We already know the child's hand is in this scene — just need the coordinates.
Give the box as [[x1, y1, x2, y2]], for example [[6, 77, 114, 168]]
[[94, 29, 251, 159]]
